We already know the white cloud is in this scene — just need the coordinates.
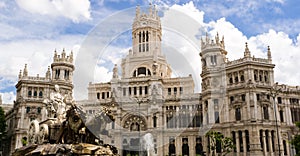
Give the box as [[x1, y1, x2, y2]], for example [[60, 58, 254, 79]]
[[0, 23, 24, 40], [16, 0, 91, 22], [0, 1, 6, 8], [266, 0, 285, 4], [248, 30, 300, 86], [0, 34, 83, 103], [207, 17, 248, 60], [0, 92, 15, 104]]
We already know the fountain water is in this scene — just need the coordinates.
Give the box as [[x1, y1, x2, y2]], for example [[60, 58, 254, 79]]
[[142, 133, 157, 156]]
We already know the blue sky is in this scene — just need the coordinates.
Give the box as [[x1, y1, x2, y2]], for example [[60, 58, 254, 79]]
[[0, 0, 300, 103]]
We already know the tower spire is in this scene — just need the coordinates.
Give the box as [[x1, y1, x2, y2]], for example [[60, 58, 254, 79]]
[[18, 70, 22, 79], [215, 32, 219, 44], [23, 64, 28, 77], [267, 46, 272, 60], [136, 5, 140, 17], [244, 42, 251, 58], [149, 3, 153, 16]]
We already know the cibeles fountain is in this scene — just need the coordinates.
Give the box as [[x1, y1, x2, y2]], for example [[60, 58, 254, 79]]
[[12, 85, 118, 156]]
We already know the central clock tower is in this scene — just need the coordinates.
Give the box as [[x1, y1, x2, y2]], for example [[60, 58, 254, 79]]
[[132, 4, 162, 56], [120, 4, 171, 79]]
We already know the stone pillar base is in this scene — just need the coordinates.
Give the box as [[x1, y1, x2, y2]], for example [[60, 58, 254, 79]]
[[250, 144, 263, 155]]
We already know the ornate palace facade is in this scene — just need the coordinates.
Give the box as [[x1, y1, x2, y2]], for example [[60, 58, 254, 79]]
[[4, 4, 300, 156], [81, 5, 300, 156]]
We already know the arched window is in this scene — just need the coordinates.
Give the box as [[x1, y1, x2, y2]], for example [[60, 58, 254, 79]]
[[195, 137, 203, 155], [28, 90, 32, 97], [39, 91, 43, 98], [55, 69, 60, 79], [33, 91, 37, 97], [264, 71, 268, 82], [37, 107, 41, 114], [182, 138, 189, 156], [26, 107, 30, 113], [97, 92, 100, 99], [169, 138, 176, 156], [229, 77, 233, 84], [240, 75, 245, 82], [132, 67, 151, 77]]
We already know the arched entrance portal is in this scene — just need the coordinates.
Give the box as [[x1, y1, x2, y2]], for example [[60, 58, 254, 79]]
[[122, 115, 147, 156]]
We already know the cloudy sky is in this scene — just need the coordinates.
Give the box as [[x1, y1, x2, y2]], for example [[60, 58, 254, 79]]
[[0, 0, 300, 103]]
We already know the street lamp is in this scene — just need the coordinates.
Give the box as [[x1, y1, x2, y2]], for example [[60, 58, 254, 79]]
[[132, 96, 149, 156], [268, 82, 282, 156]]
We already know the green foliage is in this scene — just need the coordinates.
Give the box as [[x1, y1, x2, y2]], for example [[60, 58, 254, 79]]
[[291, 122, 300, 156], [206, 131, 235, 156], [0, 106, 6, 139], [21, 137, 28, 146]]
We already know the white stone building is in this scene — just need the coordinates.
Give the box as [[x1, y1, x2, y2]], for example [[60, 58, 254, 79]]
[[81, 5, 300, 156], [3, 4, 300, 156]]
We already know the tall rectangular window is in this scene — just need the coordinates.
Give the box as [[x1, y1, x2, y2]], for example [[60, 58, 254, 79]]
[[263, 106, 269, 120], [215, 111, 219, 123], [235, 108, 241, 121], [145, 86, 148, 94], [134, 87, 137, 95], [277, 97, 282, 104], [139, 86, 142, 95], [123, 88, 126, 96], [102, 92, 105, 99], [174, 88, 177, 95], [256, 94, 260, 101], [280, 110, 284, 122], [179, 87, 183, 94], [242, 94, 246, 101], [211, 55, 217, 65], [168, 88, 171, 95]]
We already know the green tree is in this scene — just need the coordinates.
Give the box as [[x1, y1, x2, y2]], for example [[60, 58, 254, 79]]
[[206, 131, 234, 156], [0, 106, 7, 151], [291, 122, 300, 156]]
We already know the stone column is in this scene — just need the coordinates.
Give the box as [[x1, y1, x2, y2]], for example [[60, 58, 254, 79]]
[[163, 136, 169, 156], [268, 131, 273, 154], [203, 136, 209, 156], [142, 86, 145, 96], [249, 129, 264, 155], [242, 131, 247, 156], [236, 131, 240, 154], [262, 130, 267, 156], [176, 137, 182, 155], [188, 136, 195, 156]]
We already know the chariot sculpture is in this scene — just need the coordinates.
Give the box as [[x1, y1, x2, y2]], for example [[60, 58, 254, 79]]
[[25, 85, 117, 155]]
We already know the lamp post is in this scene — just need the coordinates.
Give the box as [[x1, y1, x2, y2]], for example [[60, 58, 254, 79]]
[[133, 96, 149, 156], [269, 82, 282, 156]]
